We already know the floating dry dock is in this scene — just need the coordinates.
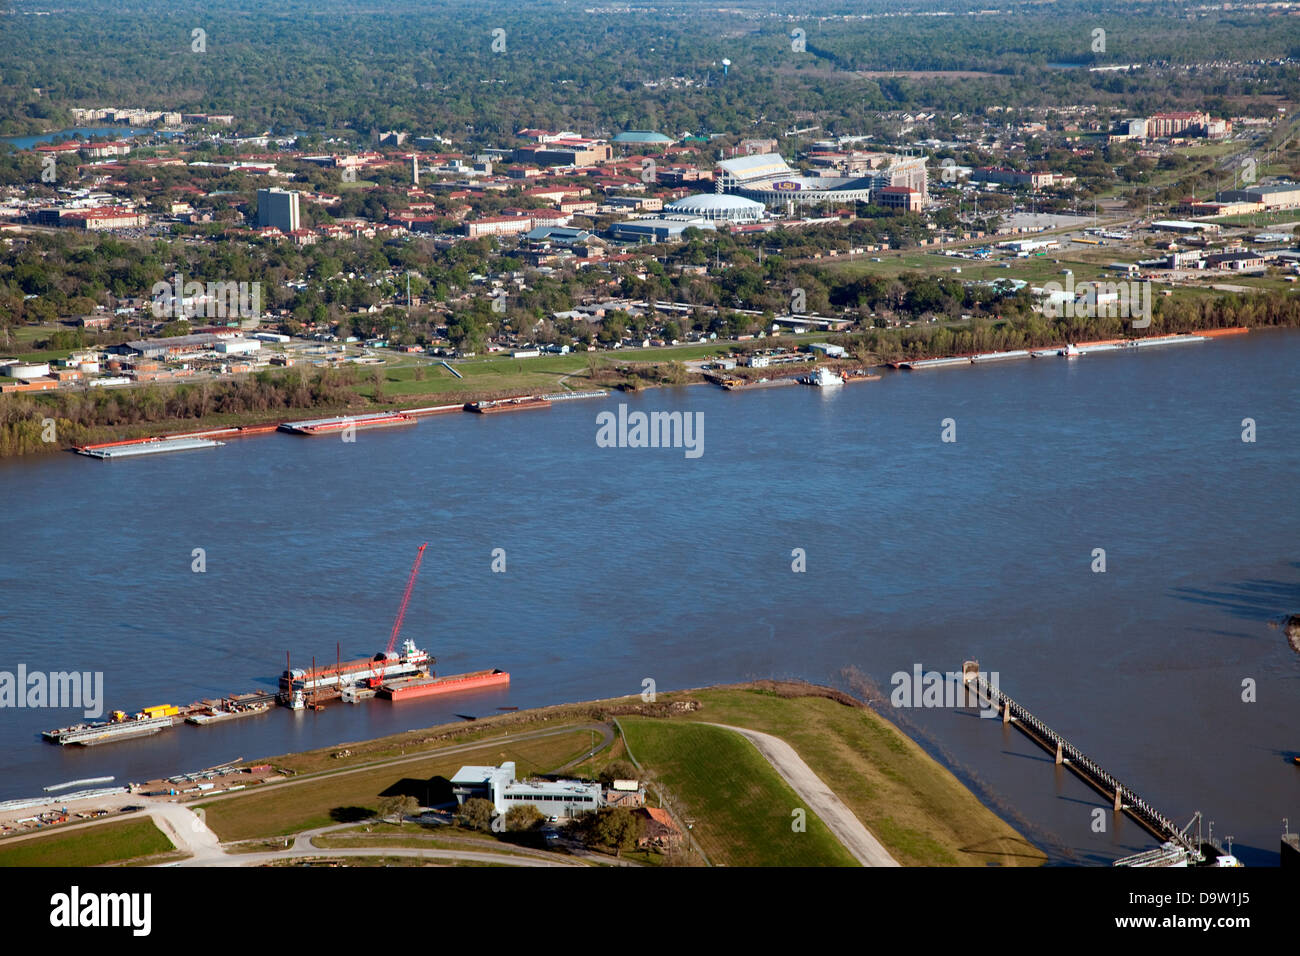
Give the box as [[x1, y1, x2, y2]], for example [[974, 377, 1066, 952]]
[[78, 436, 224, 459]]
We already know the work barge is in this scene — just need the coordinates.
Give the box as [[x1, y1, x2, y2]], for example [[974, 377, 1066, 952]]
[[41, 543, 509, 746], [962, 662, 1239, 867]]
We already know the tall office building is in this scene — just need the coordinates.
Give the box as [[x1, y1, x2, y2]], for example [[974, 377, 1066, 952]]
[[256, 188, 300, 232]]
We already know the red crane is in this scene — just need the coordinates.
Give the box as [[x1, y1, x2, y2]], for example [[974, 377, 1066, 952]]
[[369, 542, 428, 688]]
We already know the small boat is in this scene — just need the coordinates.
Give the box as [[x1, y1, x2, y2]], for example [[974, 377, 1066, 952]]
[[1059, 343, 1082, 358]]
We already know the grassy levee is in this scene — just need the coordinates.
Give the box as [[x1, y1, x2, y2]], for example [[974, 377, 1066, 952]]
[[619, 717, 859, 867], [199, 730, 593, 842], [0, 818, 175, 867], [685, 686, 1045, 867]]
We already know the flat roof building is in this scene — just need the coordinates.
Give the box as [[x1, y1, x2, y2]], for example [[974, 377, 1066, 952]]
[[608, 216, 716, 243], [257, 188, 300, 233], [451, 761, 603, 819]]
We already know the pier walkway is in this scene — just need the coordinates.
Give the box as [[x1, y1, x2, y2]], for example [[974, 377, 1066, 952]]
[[964, 665, 1200, 858]]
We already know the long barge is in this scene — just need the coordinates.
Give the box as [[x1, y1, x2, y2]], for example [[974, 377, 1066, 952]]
[[43, 713, 177, 746], [379, 668, 511, 700], [466, 396, 552, 414], [278, 413, 417, 436], [77, 436, 225, 459]]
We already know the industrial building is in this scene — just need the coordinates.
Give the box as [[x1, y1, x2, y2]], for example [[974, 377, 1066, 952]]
[[450, 762, 603, 819], [512, 141, 613, 168], [1215, 182, 1300, 210], [608, 216, 716, 242], [256, 188, 300, 233], [1149, 219, 1221, 234]]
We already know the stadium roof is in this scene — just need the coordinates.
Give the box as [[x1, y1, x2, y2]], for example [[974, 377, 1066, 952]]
[[664, 193, 765, 218], [716, 152, 795, 181]]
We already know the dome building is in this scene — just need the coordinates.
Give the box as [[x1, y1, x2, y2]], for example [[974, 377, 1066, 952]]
[[663, 193, 766, 223], [611, 131, 675, 146]]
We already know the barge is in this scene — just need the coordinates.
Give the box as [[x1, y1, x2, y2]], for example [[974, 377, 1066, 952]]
[[278, 413, 417, 436], [43, 711, 177, 746], [77, 437, 225, 459], [466, 396, 552, 414], [185, 700, 272, 725], [279, 637, 432, 703], [379, 668, 511, 700]]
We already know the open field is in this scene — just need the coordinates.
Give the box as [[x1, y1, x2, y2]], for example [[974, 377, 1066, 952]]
[[198, 730, 595, 841], [0, 817, 175, 867], [620, 717, 859, 866]]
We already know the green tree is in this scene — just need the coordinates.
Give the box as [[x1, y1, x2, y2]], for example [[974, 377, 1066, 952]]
[[455, 797, 495, 833], [591, 807, 641, 857], [378, 794, 418, 824], [504, 804, 544, 832]]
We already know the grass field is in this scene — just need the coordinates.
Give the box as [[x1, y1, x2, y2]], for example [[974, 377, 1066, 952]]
[[1206, 210, 1300, 228], [619, 717, 859, 867], [679, 686, 1045, 867], [198, 730, 594, 841], [0, 818, 175, 867]]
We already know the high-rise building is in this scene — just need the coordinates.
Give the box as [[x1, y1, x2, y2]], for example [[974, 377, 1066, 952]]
[[256, 188, 300, 233]]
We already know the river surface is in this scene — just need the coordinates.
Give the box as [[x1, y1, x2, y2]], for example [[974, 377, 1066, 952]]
[[0, 128, 157, 149], [1, 331, 1298, 865]]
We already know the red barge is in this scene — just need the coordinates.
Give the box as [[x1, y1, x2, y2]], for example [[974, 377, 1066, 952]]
[[379, 669, 511, 700]]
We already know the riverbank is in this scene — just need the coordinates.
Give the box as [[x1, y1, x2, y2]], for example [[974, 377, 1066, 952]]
[[0, 680, 1046, 867]]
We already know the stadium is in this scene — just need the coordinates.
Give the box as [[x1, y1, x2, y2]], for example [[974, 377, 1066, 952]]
[[715, 152, 927, 211]]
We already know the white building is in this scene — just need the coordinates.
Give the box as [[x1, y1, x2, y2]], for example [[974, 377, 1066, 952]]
[[215, 339, 261, 355], [450, 761, 603, 819]]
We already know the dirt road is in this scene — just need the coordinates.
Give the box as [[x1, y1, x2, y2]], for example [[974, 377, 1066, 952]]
[[706, 723, 900, 867]]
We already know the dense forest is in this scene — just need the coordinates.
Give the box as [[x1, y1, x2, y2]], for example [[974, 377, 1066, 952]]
[[3, 0, 1300, 140]]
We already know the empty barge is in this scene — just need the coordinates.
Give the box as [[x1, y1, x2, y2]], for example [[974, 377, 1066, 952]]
[[379, 668, 511, 700], [278, 413, 417, 436]]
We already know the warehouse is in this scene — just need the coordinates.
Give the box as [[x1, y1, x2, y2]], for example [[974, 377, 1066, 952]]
[[1215, 182, 1300, 210], [608, 216, 716, 243]]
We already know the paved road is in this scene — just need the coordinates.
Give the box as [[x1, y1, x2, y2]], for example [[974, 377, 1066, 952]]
[[705, 723, 900, 867]]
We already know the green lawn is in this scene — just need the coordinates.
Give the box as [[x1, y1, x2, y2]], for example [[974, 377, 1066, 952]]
[[0, 818, 175, 867], [619, 717, 859, 867], [680, 686, 1046, 867]]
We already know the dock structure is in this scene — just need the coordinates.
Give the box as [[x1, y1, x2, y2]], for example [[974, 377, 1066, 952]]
[[963, 663, 1201, 859]]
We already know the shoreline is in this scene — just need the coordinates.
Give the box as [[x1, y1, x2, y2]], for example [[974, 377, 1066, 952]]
[[0, 326, 1265, 461], [0, 679, 1047, 868]]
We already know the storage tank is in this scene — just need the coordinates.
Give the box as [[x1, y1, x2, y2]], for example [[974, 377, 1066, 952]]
[[1, 362, 50, 380]]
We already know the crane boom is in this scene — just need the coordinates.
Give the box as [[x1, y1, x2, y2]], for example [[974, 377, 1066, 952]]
[[386, 543, 428, 658]]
